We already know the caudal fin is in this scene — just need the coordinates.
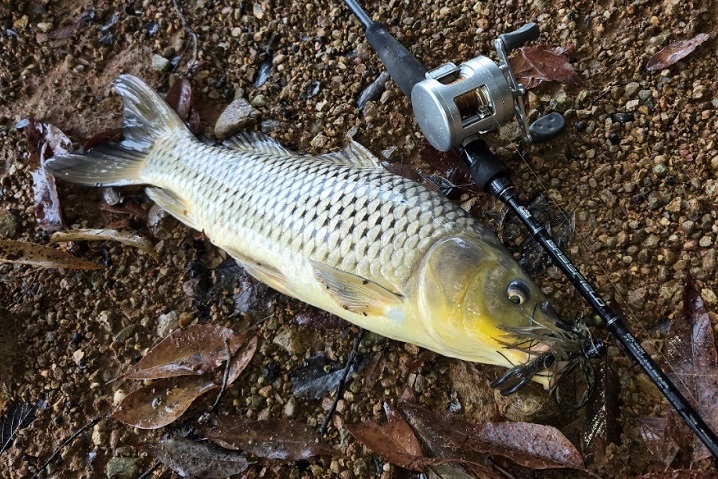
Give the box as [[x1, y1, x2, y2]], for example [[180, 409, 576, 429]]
[[45, 74, 188, 186]]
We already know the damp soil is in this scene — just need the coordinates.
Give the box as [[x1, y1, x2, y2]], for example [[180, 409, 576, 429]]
[[1, 0, 718, 478]]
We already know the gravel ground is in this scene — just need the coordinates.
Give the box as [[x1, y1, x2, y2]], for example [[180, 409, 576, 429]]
[[1, 0, 718, 478]]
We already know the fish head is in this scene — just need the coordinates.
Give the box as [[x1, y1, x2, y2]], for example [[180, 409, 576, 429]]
[[417, 235, 582, 388]]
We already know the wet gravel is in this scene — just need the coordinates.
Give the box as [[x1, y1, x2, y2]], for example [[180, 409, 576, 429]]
[[1, 0, 718, 478]]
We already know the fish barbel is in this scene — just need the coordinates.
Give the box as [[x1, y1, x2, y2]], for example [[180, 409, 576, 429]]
[[47, 75, 588, 390]]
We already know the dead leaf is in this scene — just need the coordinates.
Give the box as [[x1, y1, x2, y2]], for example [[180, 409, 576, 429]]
[[23, 119, 69, 232], [51, 228, 157, 260], [637, 416, 679, 467], [205, 416, 333, 460], [226, 334, 258, 384], [48, 9, 95, 39], [663, 276, 718, 462], [290, 353, 367, 400], [646, 33, 713, 72], [82, 128, 123, 151], [165, 78, 202, 135], [399, 401, 585, 470], [112, 376, 217, 429], [419, 144, 479, 200], [345, 403, 428, 472], [0, 239, 100, 270], [509, 46, 581, 90], [582, 351, 621, 467], [122, 325, 246, 380], [1, 402, 36, 454], [144, 437, 248, 478], [637, 471, 718, 479]]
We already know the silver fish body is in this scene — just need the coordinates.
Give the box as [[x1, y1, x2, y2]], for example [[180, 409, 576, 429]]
[[47, 75, 583, 387]]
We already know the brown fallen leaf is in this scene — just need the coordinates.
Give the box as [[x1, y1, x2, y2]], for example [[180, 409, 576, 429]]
[[226, 334, 258, 384], [509, 46, 581, 90], [346, 403, 428, 472], [637, 471, 718, 479], [399, 401, 585, 470], [122, 325, 246, 380], [662, 276, 718, 462], [0, 239, 100, 270], [646, 33, 713, 72], [144, 437, 248, 478], [50, 228, 158, 260], [205, 416, 333, 460], [582, 352, 621, 467], [112, 376, 217, 429], [24, 119, 69, 232], [637, 416, 679, 467], [48, 9, 95, 39], [165, 78, 202, 135]]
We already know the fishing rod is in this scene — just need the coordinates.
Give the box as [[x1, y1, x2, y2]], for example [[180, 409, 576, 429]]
[[341, 0, 718, 462]]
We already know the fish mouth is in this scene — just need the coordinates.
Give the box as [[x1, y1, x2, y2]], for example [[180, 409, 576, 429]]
[[491, 319, 605, 408]]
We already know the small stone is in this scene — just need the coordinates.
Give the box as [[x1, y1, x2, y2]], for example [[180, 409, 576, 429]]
[[36, 22, 53, 33], [250, 94, 267, 108], [284, 395, 297, 417], [310, 133, 328, 149], [114, 324, 137, 343], [699, 236, 712, 248], [113, 388, 128, 406], [702, 288, 718, 305], [653, 164, 668, 178], [157, 311, 180, 337], [627, 286, 648, 309], [638, 89, 653, 102], [664, 196, 681, 213], [214, 97, 258, 140], [92, 422, 108, 447], [625, 82, 640, 97], [0, 210, 18, 238], [625, 99, 640, 110], [72, 349, 85, 365], [97, 310, 116, 331], [272, 328, 306, 355], [106, 457, 139, 479], [151, 54, 170, 72], [253, 2, 264, 18]]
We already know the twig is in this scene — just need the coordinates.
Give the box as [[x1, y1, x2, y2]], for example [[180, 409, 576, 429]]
[[319, 328, 365, 435], [31, 415, 104, 479], [171, 0, 199, 71], [135, 461, 161, 479], [211, 338, 233, 411]]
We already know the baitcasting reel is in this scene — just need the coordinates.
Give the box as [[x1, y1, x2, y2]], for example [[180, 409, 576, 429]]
[[412, 23, 565, 151]]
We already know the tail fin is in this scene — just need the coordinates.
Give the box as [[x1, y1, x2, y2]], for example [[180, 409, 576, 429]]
[[45, 74, 188, 186]]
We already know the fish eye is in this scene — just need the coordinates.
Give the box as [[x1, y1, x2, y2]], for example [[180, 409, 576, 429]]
[[507, 281, 530, 305]]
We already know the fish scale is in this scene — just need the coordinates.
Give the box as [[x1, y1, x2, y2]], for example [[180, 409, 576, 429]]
[[46, 74, 584, 387]]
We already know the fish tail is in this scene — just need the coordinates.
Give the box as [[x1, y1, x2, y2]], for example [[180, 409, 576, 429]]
[[45, 74, 188, 186]]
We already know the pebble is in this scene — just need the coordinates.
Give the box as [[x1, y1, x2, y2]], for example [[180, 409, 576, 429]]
[[214, 97, 258, 140], [151, 54, 170, 72], [625, 82, 640, 97], [702, 288, 718, 305], [699, 236, 712, 248], [653, 164, 668, 178], [250, 94, 267, 108], [72, 349, 85, 365], [0, 209, 18, 238], [106, 457, 139, 479], [272, 328, 306, 355], [283, 396, 297, 417], [36, 22, 53, 33], [157, 311, 180, 337]]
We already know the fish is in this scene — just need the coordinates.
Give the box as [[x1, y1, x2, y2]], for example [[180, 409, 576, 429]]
[[46, 75, 596, 393]]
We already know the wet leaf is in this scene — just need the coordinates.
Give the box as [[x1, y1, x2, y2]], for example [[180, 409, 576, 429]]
[[419, 145, 479, 200], [112, 376, 217, 429], [1, 402, 36, 454], [205, 416, 333, 460], [290, 353, 367, 400], [122, 324, 246, 380], [637, 416, 679, 467], [48, 9, 95, 39], [646, 33, 713, 72], [510, 46, 580, 90], [165, 78, 202, 135], [24, 119, 69, 232], [226, 334, 258, 384], [345, 403, 427, 472], [144, 436, 248, 478], [357, 71, 390, 111], [663, 276, 718, 461], [399, 401, 584, 470], [50, 228, 158, 259], [582, 352, 621, 467], [425, 464, 481, 479], [637, 471, 718, 479], [0, 239, 100, 270]]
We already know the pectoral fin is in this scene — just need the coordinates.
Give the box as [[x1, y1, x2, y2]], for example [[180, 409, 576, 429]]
[[223, 245, 292, 297], [310, 260, 404, 317], [146, 187, 200, 231]]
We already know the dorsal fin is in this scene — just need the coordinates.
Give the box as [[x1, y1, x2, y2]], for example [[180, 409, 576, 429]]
[[223, 131, 293, 156], [318, 140, 380, 168], [310, 260, 404, 317]]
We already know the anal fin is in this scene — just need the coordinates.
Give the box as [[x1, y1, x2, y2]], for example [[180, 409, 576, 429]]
[[310, 260, 404, 317]]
